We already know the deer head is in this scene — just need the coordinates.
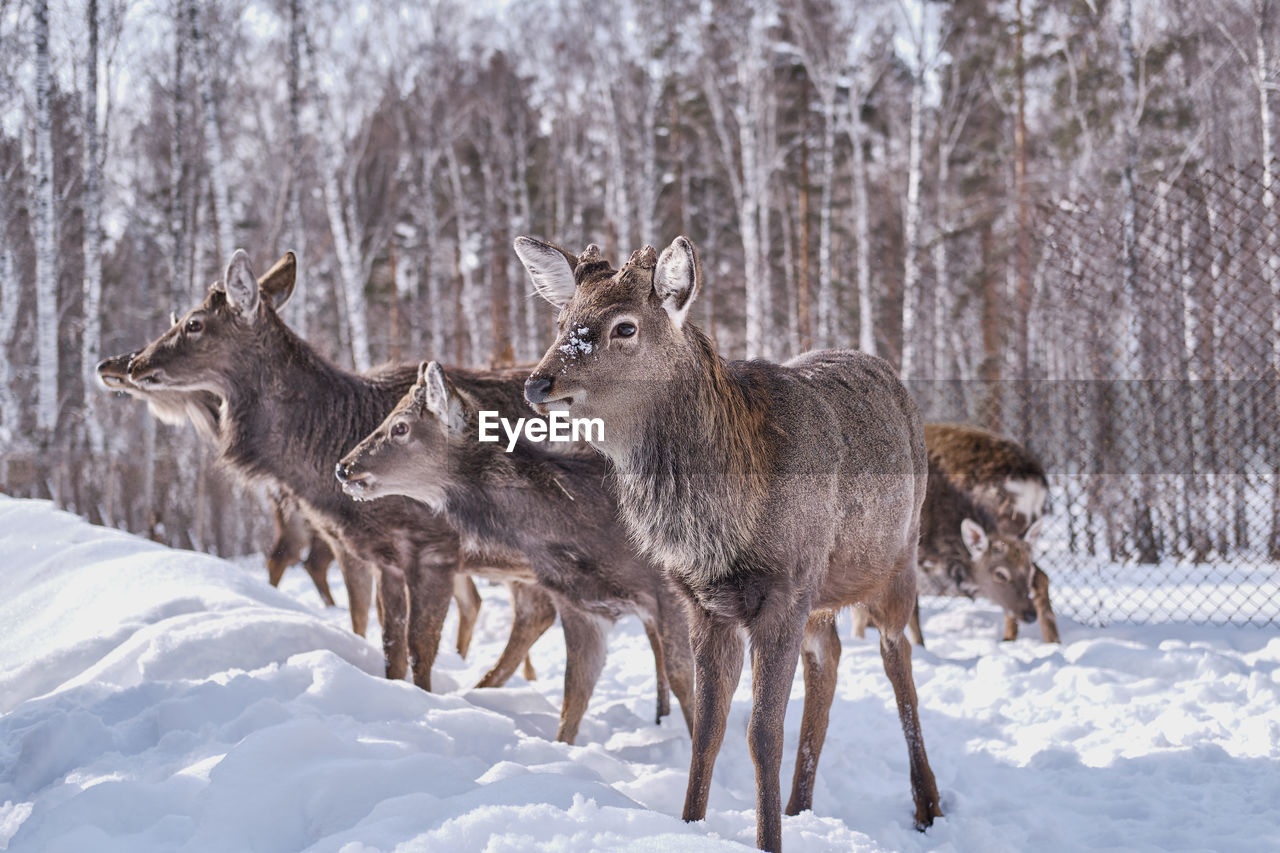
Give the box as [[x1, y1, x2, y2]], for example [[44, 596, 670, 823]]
[[519, 236, 702, 458], [335, 361, 467, 509], [959, 516, 1043, 624], [127, 250, 297, 395]]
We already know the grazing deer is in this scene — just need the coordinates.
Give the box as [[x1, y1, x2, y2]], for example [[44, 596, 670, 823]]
[[853, 459, 1041, 644], [924, 423, 1059, 642], [519, 237, 942, 850], [125, 249, 559, 691], [336, 360, 695, 742]]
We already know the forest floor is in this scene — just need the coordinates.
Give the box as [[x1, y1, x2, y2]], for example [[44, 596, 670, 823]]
[[1, 495, 1277, 852]]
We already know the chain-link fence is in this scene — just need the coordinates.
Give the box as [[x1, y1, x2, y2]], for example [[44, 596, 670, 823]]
[[914, 162, 1280, 627]]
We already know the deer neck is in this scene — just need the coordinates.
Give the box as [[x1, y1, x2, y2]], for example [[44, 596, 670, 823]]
[[220, 322, 401, 504], [613, 327, 770, 583]]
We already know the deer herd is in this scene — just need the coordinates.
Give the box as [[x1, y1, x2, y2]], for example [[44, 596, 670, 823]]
[[98, 238, 1059, 852]]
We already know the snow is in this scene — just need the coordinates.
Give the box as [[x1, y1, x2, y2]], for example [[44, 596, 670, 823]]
[[2, 494, 1279, 852]]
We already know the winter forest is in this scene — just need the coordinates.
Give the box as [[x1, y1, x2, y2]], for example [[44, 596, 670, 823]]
[[0, 0, 1278, 624]]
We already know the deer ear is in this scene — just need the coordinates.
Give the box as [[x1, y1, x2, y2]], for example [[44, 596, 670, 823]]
[[653, 236, 700, 329], [960, 518, 989, 559], [258, 251, 296, 310], [515, 236, 577, 308], [1023, 517, 1044, 543], [224, 249, 260, 318], [421, 360, 466, 435]]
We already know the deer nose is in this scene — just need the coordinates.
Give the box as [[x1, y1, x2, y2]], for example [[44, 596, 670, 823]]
[[525, 375, 554, 405]]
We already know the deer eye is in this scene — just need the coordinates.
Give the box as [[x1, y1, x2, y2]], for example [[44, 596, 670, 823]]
[[184, 318, 204, 334], [612, 321, 637, 338], [391, 421, 409, 438], [994, 567, 1012, 583]]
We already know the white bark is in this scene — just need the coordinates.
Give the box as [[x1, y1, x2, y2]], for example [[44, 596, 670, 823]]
[[446, 144, 487, 367], [322, 165, 372, 371], [901, 55, 925, 379], [285, 0, 308, 336], [816, 93, 836, 348], [34, 0, 59, 433], [170, 5, 189, 306], [1118, 0, 1142, 380], [0, 247, 18, 445], [850, 106, 874, 355], [188, 0, 234, 263], [82, 0, 105, 453]]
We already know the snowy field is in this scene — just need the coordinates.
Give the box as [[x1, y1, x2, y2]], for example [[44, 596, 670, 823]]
[[2, 495, 1278, 852]]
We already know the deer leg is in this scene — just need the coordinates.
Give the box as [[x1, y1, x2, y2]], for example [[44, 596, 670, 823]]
[[850, 602, 871, 639], [406, 562, 459, 692], [555, 604, 609, 745], [877, 624, 943, 830], [642, 618, 671, 724], [377, 569, 410, 681], [452, 574, 483, 659], [304, 535, 336, 607], [521, 654, 537, 681], [786, 611, 841, 817], [682, 605, 745, 824], [339, 552, 374, 638], [747, 609, 807, 853], [266, 553, 290, 588], [658, 592, 696, 734], [1030, 563, 1060, 642], [907, 597, 924, 647], [476, 581, 557, 688]]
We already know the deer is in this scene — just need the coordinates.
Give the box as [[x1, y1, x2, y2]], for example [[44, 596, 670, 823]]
[[335, 360, 694, 742], [924, 423, 1059, 642], [518, 236, 943, 851], [123, 248, 571, 696], [97, 337, 377, 626], [852, 457, 1042, 644]]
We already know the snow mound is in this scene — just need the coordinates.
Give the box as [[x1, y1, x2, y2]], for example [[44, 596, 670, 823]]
[[2, 496, 1279, 852]]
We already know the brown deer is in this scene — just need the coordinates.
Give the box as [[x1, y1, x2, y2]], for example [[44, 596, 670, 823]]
[[924, 423, 1059, 642], [519, 236, 943, 851], [97, 336, 375, 626], [335, 360, 694, 742], [124, 249, 561, 693], [853, 458, 1041, 644]]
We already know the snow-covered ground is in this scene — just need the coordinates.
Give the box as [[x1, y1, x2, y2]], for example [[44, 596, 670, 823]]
[[1, 495, 1278, 852]]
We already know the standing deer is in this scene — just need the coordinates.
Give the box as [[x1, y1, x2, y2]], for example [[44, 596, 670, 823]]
[[124, 249, 566, 693], [335, 360, 694, 742], [519, 236, 943, 851], [924, 423, 1059, 642], [97, 333, 377, 627]]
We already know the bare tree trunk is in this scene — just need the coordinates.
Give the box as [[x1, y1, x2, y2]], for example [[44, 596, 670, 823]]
[[170, 3, 190, 308], [0, 246, 17, 446], [901, 54, 924, 378], [446, 144, 487, 366], [850, 99, 874, 355], [285, 0, 308, 335], [797, 132, 812, 351], [34, 0, 59, 434], [82, 0, 105, 454], [188, 0, 234, 263], [322, 165, 372, 370], [816, 91, 836, 348]]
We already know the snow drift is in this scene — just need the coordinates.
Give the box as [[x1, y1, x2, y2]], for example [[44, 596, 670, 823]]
[[1, 495, 1277, 851]]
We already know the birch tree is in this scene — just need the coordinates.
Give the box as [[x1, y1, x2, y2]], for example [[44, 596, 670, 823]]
[[82, 0, 105, 452], [187, 0, 233, 263], [34, 0, 58, 434]]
